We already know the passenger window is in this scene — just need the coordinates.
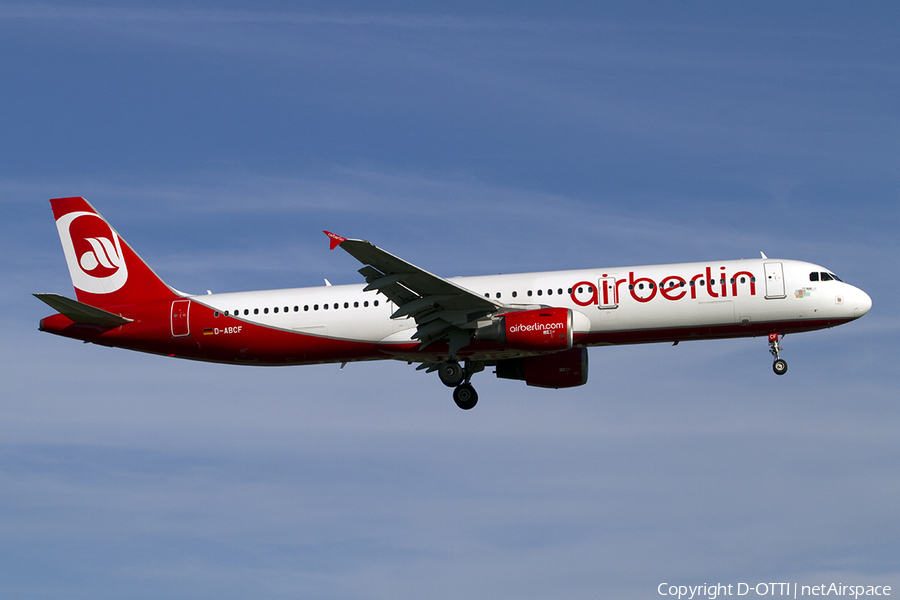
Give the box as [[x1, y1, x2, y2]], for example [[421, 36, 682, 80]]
[[577, 287, 583, 293], [344, 302, 349, 308], [304, 305, 309, 311], [264, 308, 269, 314], [254, 308, 259, 315], [547, 289, 552, 295], [314, 304, 319, 310], [496, 292, 501, 298], [354, 301, 359, 308], [244, 309, 249, 315], [273, 307, 278, 313], [512, 291, 517, 298], [364, 301, 369, 307], [374, 300, 379, 306], [527, 290, 533, 297], [537, 290, 543, 296], [558, 288, 563, 295]]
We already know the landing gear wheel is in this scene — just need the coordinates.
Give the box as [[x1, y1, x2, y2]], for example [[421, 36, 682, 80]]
[[438, 361, 465, 387], [453, 383, 478, 410], [768, 333, 787, 376]]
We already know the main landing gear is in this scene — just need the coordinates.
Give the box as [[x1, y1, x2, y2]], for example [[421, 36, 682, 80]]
[[438, 360, 482, 410], [768, 333, 788, 375], [453, 383, 478, 410]]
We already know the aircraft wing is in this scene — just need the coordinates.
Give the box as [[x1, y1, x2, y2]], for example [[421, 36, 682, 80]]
[[325, 232, 504, 350]]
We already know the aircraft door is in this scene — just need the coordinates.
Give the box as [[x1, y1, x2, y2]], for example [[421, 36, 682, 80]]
[[764, 262, 786, 299], [171, 299, 191, 337], [598, 277, 618, 308]]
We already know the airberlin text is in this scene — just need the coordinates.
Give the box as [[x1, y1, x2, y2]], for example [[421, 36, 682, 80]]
[[657, 582, 890, 599], [571, 266, 757, 307], [508, 322, 564, 333]]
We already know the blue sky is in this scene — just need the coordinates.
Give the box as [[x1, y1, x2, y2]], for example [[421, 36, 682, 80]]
[[2, 3, 898, 599]]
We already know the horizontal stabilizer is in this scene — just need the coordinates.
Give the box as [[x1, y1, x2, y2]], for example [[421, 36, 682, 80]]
[[34, 293, 132, 326]]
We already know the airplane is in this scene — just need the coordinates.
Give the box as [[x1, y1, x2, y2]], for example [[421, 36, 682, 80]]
[[36, 196, 872, 410]]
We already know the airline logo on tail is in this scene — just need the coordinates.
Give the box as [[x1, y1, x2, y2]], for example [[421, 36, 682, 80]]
[[56, 211, 128, 294]]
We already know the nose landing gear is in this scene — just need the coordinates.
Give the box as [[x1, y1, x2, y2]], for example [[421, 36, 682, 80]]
[[768, 333, 788, 375]]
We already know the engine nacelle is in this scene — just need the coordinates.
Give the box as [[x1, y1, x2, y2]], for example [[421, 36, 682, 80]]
[[476, 307, 572, 351], [495, 347, 589, 389]]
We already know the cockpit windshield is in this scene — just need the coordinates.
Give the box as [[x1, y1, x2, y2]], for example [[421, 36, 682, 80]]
[[809, 271, 843, 282]]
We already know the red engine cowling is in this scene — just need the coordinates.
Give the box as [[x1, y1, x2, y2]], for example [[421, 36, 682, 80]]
[[477, 307, 572, 351], [495, 347, 589, 389]]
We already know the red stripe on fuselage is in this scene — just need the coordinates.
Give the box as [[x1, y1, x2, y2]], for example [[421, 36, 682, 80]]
[[38, 297, 854, 366]]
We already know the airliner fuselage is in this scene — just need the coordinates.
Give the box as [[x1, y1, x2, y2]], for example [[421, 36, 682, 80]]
[[37, 197, 872, 409]]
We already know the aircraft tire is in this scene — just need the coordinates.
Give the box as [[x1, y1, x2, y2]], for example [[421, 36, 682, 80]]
[[439, 361, 465, 387], [773, 358, 788, 375], [453, 383, 478, 410]]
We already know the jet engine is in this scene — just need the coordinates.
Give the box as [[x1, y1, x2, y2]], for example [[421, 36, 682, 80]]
[[475, 307, 572, 351], [495, 347, 589, 389]]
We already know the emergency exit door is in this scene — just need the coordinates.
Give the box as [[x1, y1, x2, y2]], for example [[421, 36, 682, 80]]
[[598, 277, 618, 308]]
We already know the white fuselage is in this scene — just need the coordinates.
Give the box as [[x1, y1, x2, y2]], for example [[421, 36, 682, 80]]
[[193, 257, 871, 361]]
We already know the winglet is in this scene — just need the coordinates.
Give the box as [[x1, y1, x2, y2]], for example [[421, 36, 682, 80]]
[[324, 231, 347, 250]]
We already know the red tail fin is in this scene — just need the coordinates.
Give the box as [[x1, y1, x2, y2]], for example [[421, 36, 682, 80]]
[[50, 197, 179, 308]]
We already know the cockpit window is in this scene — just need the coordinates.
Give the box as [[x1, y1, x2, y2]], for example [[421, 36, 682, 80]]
[[809, 272, 819, 282], [820, 272, 834, 282], [830, 273, 843, 282]]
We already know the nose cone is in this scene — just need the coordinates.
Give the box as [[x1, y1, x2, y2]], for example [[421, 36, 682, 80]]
[[852, 287, 872, 318]]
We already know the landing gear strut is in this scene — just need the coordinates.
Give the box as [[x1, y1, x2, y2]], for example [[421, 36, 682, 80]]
[[768, 333, 788, 375]]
